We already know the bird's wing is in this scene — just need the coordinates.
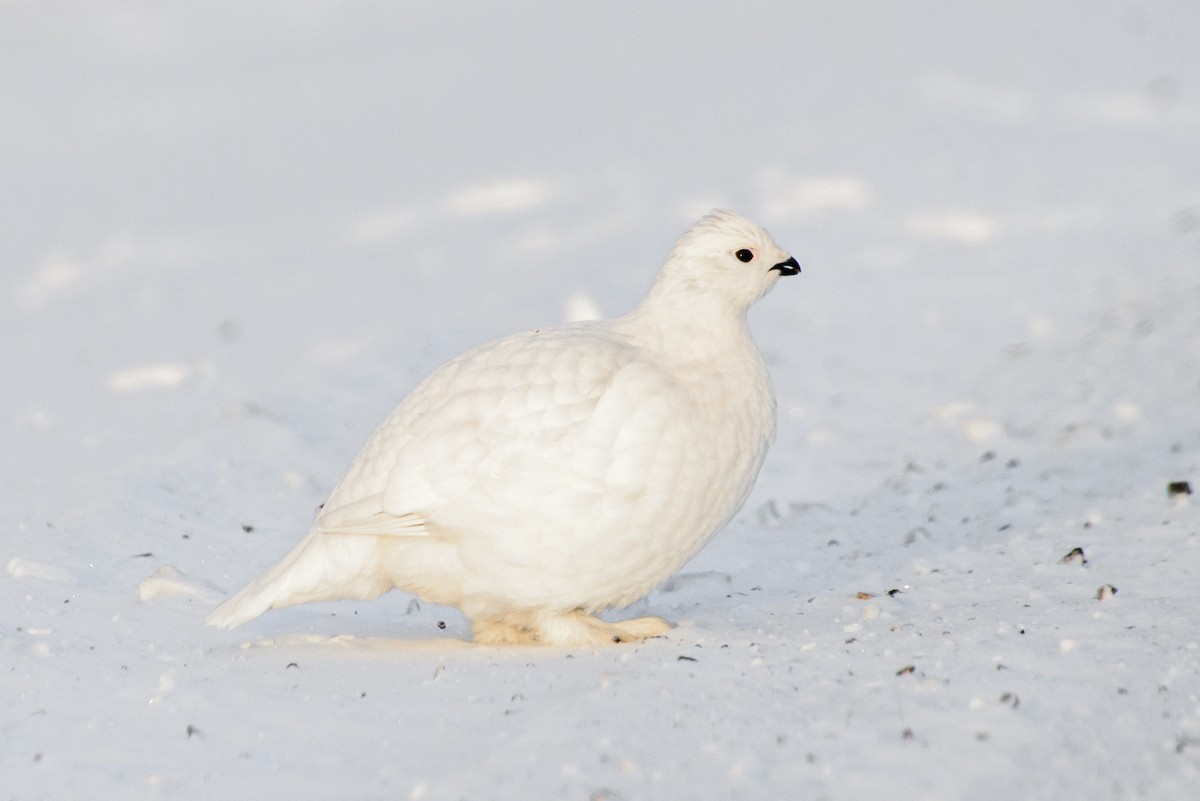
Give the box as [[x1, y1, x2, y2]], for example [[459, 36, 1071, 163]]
[[316, 325, 653, 534], [315, 494, 429, 537]]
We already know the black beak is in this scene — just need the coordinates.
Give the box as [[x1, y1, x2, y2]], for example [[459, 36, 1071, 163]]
[[770, 256, 801, 276]]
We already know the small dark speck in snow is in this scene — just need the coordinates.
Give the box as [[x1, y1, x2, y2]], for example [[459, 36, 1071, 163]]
[[1177, 736, 1200, 754], [896, 665, 916, 676], [1059, 547, 1087, 565], [1000, 692, 1020, 708], [677, 655, 698, 662], [241, 524, 254, 533], [186, 725, 202, 739], [1167, 481, 1192, 498], [902, 728, 915, 740], [437, 620, 446, 630], [286, 662, 299, 669], [131, 552, 154, 558]]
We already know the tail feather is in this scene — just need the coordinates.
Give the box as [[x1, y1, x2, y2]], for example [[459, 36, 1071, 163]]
[[205, 530, 390, 629]]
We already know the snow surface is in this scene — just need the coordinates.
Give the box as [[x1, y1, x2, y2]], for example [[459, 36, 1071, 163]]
[[3, 2, 1199, 799]]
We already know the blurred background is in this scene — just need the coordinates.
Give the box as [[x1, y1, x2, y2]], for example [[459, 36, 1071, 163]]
[[3, 0, 1198, 523]]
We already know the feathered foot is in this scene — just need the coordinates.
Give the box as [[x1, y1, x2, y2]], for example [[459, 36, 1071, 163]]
[[471, 609, 671, 646]]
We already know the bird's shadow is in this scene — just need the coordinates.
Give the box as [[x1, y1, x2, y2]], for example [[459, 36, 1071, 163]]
[[242, 631, 475, 653]]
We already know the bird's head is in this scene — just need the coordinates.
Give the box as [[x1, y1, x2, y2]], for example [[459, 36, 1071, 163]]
[[657, 210, 800, 309]]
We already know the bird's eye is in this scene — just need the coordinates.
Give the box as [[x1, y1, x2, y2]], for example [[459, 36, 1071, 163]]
[[735, 249, 754, 263]]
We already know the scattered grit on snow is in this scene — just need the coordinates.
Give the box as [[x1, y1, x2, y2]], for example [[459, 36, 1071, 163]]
[[3, 3, 1199, 800]]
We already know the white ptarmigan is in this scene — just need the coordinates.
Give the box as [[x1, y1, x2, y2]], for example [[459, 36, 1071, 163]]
[[206, 210, 800, 646]]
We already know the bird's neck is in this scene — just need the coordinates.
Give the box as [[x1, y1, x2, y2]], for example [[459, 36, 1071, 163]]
[[618, 285, 754, 363]]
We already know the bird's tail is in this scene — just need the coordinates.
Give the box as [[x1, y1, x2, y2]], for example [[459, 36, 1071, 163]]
[[205, 529, 389, 630]]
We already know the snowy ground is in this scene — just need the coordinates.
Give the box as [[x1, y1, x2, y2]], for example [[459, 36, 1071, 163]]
[[3, 2, 1199, 799]]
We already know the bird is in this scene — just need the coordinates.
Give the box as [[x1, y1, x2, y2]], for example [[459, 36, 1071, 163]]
[[206, 210, 800, 646]]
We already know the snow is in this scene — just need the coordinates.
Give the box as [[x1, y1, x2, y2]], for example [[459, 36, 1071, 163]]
[[2, 1, 1198, 799]]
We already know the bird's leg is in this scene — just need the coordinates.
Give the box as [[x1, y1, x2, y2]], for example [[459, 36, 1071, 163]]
[[609, 615, 672, 640], [470, 613, 542, 645], [470, 609, 671, 646]]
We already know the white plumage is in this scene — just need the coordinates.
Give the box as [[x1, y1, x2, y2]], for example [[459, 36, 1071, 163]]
[[206, 210, 799, 645]]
